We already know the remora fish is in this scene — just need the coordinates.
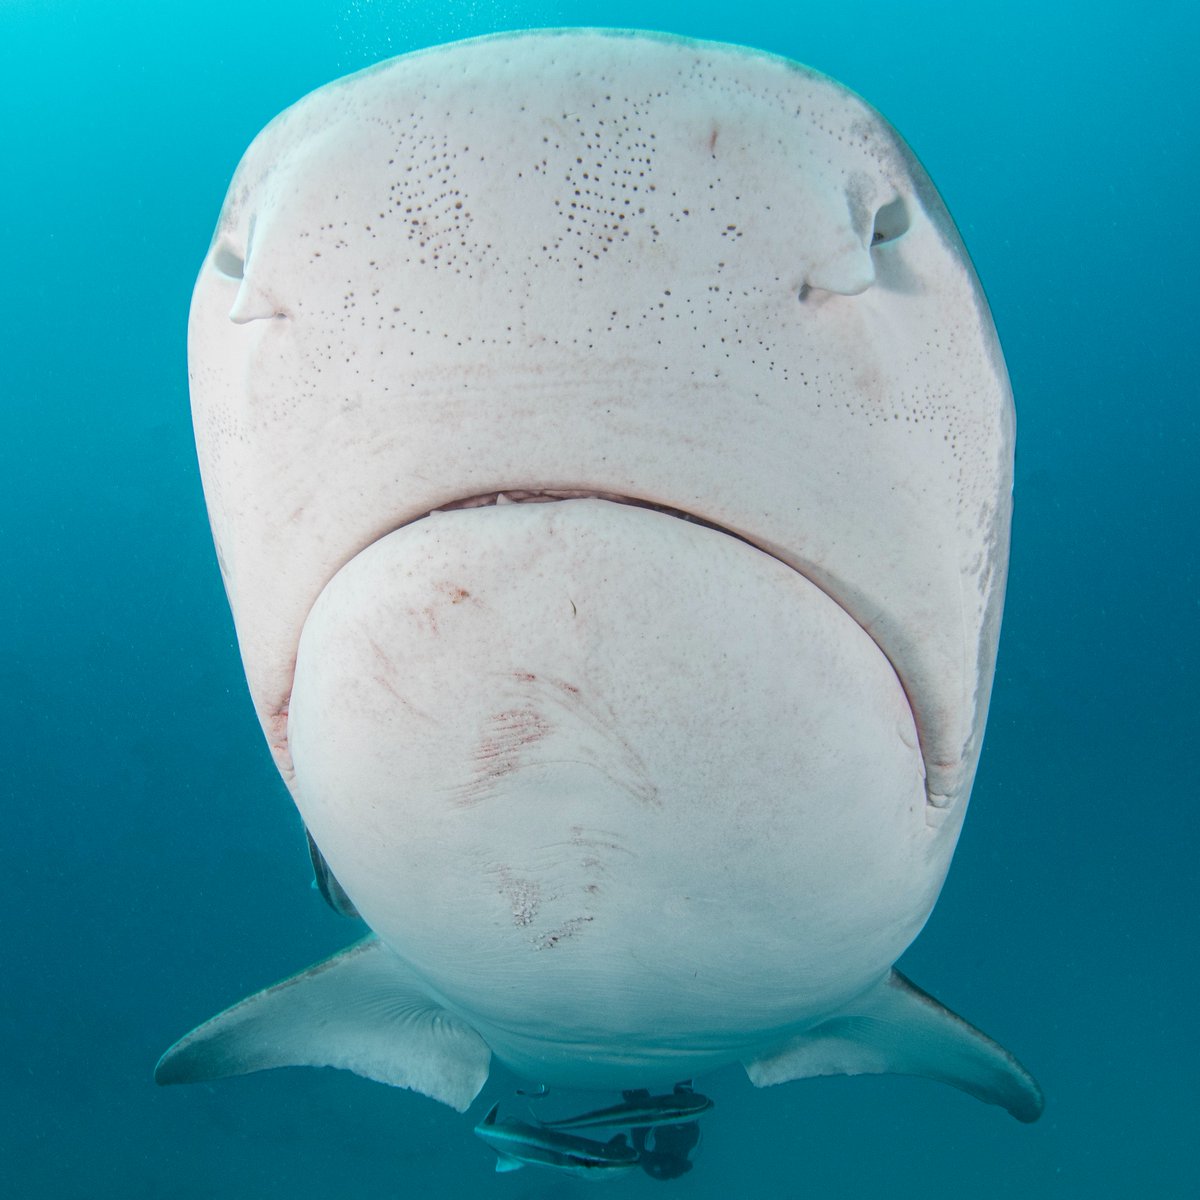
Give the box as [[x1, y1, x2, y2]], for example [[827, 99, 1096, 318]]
[[540, 1084, 713, 1131], [474, 1103, 639, 1178]]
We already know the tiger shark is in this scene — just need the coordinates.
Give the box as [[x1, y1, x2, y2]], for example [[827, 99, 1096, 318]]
[[156, 29, 1043, 1125]]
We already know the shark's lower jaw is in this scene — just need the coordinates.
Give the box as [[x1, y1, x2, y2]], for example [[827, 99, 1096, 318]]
[[285, 496, 936, 1053], [268, 490, 777, 768]]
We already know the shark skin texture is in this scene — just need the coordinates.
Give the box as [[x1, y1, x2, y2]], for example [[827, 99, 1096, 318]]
[[156, 29, 1042, 1125]]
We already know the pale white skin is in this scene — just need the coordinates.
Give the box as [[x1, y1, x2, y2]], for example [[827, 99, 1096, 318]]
[[181, 31, 1023, 1107]]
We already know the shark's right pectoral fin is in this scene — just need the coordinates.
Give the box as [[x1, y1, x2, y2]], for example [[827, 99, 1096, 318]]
[[154, 935, 490, 1112], [744, 969, 1044, 1123]]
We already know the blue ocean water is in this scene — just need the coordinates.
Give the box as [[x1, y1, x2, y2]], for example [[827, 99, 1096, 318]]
[[2, 0, 1197, 1195]]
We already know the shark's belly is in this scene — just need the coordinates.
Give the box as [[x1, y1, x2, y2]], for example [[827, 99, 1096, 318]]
[[288, 499, 938, 1077]]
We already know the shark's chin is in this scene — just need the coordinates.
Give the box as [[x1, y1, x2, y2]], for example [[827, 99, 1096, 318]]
[[286, 497, 934, 1054]]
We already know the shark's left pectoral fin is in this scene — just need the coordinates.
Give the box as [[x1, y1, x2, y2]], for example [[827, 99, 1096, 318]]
[[154, 936, 490, 1111], [744, 970, 1044, 1123]]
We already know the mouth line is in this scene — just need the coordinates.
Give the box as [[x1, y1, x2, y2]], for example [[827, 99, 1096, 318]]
[[427, 488, 767, 555]]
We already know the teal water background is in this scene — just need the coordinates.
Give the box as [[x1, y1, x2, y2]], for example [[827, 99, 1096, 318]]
[[2, 0, 1197, 1195]]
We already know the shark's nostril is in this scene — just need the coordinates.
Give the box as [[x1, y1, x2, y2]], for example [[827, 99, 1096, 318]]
[[214, 216, 256, 280], [212, 242, 245, 280], [871, 196, 910, 246]]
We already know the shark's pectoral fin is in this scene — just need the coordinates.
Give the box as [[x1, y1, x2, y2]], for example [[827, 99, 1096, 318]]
[[494, 1155, 525, 1173], [154, 936, 490, 1111], [744, 970, 1044, 1123]]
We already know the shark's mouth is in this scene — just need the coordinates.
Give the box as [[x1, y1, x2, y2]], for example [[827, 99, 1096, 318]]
[[275, 487, 925, 803], [428, 489, 764, 554], [392, 487, 842, 639]]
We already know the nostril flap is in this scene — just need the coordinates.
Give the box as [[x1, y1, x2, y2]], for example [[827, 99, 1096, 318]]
[[803, 241, 876, 297]]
